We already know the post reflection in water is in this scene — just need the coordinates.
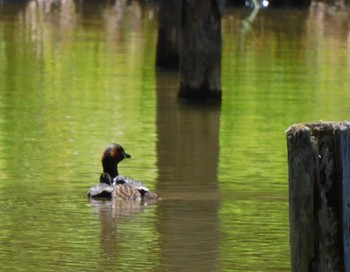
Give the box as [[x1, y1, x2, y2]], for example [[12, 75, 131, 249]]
[[155, 71, 221, 271]]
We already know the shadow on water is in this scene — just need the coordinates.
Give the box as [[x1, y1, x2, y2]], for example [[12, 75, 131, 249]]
[[155, 71, 222, 271]]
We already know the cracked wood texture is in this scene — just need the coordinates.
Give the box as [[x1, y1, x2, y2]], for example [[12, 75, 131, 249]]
[[287, 122, 350, 272]]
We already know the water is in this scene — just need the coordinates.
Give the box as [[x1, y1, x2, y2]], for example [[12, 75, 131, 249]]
[[0, 1, 350, 271]]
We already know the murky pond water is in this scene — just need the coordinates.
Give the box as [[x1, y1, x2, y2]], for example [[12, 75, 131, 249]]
[[0, 1, 350, 271]]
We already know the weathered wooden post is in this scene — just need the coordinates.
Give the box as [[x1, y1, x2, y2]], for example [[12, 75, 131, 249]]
[[286, 122, 350, 272], [178, 0, 224, 103], [155, 0, 181, 69]]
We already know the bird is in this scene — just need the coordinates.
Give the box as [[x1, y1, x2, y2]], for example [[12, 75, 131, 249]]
[[87, 143, 160, 203]]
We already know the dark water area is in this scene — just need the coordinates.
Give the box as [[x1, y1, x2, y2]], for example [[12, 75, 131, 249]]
[[0, 1, 350, 271]]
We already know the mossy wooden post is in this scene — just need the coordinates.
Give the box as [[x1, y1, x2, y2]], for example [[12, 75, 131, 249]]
[[286, 122, 350, 272], [178, 0, 224, 103]]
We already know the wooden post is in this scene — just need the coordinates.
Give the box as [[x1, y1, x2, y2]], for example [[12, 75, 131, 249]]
[[178, 0, 224, 103], [286, 122, 350, 272], [155, 0, 181, 69]]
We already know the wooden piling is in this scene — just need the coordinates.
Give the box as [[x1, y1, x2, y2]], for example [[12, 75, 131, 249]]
[[286, 122, 350, 272], [178, 0, 223, 103], [155, 0, 181, 69]]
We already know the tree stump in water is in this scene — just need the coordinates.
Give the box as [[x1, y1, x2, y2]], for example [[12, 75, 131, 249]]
[[286, 122, 350, 272], [178, 0, 223, 103]]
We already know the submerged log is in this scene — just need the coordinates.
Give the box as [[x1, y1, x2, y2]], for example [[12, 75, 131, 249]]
[[178, 0, 223, 103], [286, 122, 350, 272]]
